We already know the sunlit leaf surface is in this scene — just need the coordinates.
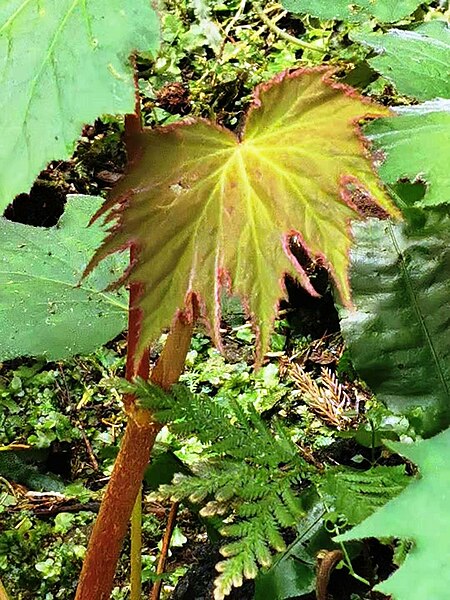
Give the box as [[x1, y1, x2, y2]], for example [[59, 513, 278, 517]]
[[0, 0, 159, 208], [354, 22, 450, 101], [89, 69, 398, 361], [281, 0, 423, 23], [365, 102, 450, 207], [337, 428, 450, 600], [0, 196, 128, 360]]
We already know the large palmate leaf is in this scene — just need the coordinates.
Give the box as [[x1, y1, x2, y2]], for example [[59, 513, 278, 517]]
[[281, 0, 423, 23], [354, 22, 450, 101], [0, 195, 128, 360], [339, 207, 450, 436], [365, 102, 450, 207], [337, 428, 450, 600], [89, 69, 399, 361], [0, 0, 159, 209]]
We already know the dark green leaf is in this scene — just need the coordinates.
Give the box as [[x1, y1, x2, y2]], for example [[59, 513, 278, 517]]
[[340, 208, 450, 436]]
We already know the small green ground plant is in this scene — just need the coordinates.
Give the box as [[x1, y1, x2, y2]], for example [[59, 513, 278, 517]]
[[0, 1, 449, 600]]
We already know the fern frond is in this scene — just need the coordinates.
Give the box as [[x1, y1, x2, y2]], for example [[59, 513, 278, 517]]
[[127, 377, 310, 598], [319, 465, 410, 525]]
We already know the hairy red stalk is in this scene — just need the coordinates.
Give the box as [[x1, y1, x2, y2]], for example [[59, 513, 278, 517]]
[[75, 305, 194, 600], [75, 108, 196, 599]]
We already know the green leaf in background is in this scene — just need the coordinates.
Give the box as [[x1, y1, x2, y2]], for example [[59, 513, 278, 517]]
[[0, 195, 128, 361], [354, 22, 450, 101], [254, 497, 325, 600], [281, 0, 423, 23], [255, 556, 315, 600], [366, 102, 450, 207], [337, 428, 450, 600], [0, 0, 160, 209], [339, 208, 450, 436], [319, 466, 410, 525]]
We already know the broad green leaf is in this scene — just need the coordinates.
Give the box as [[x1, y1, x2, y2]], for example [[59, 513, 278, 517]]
[[319, 466, 410, 525], [0, 1, 159, 209], [0, 195, 128, 360], [255, 496, 326, 600], [89, 69, 398, 361], [354, 22, 450, 101], [339, 207, 450, 435], [281, 0, 423, 23], [255, 554, 315, 600], [365, 102, 450, 207], [337, 428, 450, 600]]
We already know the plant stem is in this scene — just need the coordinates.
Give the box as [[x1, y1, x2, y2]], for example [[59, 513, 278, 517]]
[[75, 311, 194, 600], [150, 502, 180, 600], [338, 539, 370, 586], [75, 79, 196, 599], [253, 2, 324, 52], [130, 486, 143, 600]]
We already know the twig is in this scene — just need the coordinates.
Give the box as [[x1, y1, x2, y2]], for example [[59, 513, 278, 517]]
[[79, 427, 99, 471], [57, 364, 99, 471], [224, 0, 247, 39], [0, 476, 17, 498], [150, 502, 180, 600], [253, 2, 324, 52], [30, 501, 100, 517], [316, 549, 344, 600]]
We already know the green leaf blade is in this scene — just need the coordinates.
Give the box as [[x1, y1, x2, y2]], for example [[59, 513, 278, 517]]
[[281, 0, 423, 23], [336, 428, 450, 600], [0, 0, 159, 208], [90, 69, 398, 362], [365, 103, 450, 207], [354, 22, 450, 101], [340, 208, 450, 435], [0, 195, 128, 360]]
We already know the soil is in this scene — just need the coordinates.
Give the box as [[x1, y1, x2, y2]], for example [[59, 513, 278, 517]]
[[3, 119, 126, 228], [171, 544, 255, 600]]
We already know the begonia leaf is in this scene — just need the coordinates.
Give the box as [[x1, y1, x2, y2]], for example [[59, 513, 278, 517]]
[[88, 69, 399, 361], [0, 195, 128, 360], [337, 428, 450, 600], [281, 0, 423, 23], [365, 102, 450, 207], [354, 22, 450, 101], [339, 207, 450, 436], [0, 0, 159, 209]]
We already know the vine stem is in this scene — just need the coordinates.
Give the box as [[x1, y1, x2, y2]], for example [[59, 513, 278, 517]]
[[253, 2, 324, 52]]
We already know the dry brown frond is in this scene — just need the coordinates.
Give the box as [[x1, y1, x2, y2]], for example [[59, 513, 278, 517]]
[[289, 363, 354, 429]]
